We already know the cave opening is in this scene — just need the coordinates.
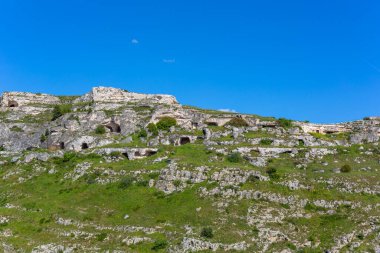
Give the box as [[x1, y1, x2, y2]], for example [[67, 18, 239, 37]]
[[8, 101, 18, 108], [180, 137, 191, 145]]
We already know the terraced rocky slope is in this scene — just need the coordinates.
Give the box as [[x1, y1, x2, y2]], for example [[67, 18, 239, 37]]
[[0, 87, 379, 253]]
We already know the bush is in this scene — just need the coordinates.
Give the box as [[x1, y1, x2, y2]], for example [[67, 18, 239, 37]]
[[260, 139, 273, 145], [156, 117, 177, 131], [227, 152, 243, 163], [138, 129, 147, 138], [95, 125, 106, 134], [266, 167, 279, 179], [118, 177, 135, 189], [357, 233, 364, 240], [51, 104, 72, 121], [136, 180, 149, 187], [40, 134, 47, 143], [225, 117, 248, 127], [148, 172, 160, 179], [62, 152, 77, 162], [340, 164, 352, 173], [109, 151, 121, 157], [151, 239, 168, 251], [277, 118, 292, 128], [200, 227, 213, 238], [96, 232, 107, 241], [10, 126, 23, 132], [247, 174, 259, 183], [173, 180, 182, 187], [147, 123, 158, 136]]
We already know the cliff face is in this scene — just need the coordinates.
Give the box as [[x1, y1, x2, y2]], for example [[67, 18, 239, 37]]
[[74, 86, 178, 105], [0, 91, 60, 107], [0, 86, 378, 152], [0, 87, 379, 252]]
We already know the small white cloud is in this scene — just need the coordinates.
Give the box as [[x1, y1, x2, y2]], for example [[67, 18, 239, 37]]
[[163, 58, 175, 64], [218, 108, 237, 113], [131, 38, 139, 44]]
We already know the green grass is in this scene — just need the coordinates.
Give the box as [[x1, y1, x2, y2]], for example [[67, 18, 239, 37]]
[[0, 138, 379, 251]]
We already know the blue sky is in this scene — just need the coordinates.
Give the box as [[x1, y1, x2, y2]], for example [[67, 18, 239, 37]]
[[0, 0, 379, 123]]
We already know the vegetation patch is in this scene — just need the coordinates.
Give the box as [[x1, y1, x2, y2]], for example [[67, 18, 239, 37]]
[[225, 117, 249, 127], [51, 104, 72, 121], [156, 117, 177, 131]]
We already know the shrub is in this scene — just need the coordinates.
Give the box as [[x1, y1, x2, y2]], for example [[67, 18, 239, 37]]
[[95, 125, 106, 134], [304, 202, 326, 212], [286, 242, 297, 250], [266, 167, 279, 179], [260, 139, 273, 145], [62, 152, 77, 162], [136, 180, 149, 187], [109, 151, 121, 157], [147, 123, 158, 136], [138, 129, 147, 138], [118, 177, 134, 189], [247, 174, 259, 183], [340, 164, 352, 173], [10, 126, 23, 132], [173, 180, 181, 187], [153, 191, 166, 199], [200, 227, 213, 238], [156, 117, 177, 131], [40, 134, 47, 143], [148, 172, 160, 179], [51, 104, 72, 121], [277, 118, 292, 128], [96, 232, 107, 241], [151, 239, 168, 251], [357, 233, 364, 240], [225, 117, 248, 127], [227, 152, 243, 163], [52, 106, 62, 120]]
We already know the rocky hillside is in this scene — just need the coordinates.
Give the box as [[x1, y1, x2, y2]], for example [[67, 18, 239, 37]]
[[0, 87, 379, 253]]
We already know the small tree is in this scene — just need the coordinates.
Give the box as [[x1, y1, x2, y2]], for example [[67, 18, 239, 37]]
[[226, 117, 248, 127], [340, 164, 352, 173], [156, 117, 177, 131], [95, 125, 106, 134], [201, 227, 213, 238]]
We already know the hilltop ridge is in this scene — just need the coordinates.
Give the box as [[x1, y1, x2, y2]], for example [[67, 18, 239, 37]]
[[0, 87, 379, 252]]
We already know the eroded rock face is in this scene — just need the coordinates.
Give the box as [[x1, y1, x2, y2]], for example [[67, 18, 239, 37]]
[[350, 129, 380, 144], [74, 86, 178, 105], [1, 87, 380, 252], [181, 237, 248, 252], [0, 92, 60, 107]]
